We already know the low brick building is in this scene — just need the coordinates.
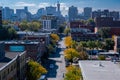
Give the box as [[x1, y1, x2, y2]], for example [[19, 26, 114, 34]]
[[0, 42, 26, 80]]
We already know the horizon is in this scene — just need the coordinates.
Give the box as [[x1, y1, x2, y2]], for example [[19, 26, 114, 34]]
[[0, 0, 120, 16]]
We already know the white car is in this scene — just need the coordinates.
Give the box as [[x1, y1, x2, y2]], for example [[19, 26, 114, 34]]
[[49, 64, 54, 68]]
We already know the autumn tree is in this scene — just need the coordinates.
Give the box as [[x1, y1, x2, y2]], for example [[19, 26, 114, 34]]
[[26, 60, 47, 80], [79, 51, 88, 60], [50, 33, 60, 42], [64, 36, 73, 48], [64, 65, 82, 80], [64, 48, 79, 62]]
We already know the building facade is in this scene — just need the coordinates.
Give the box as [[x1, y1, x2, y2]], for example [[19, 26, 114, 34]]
[[0, 42, 26, 80], [68, 6, 78, 21], [84, 7, 92, 20], [41, 15, 58, 29], [92, 9, 119, 20]]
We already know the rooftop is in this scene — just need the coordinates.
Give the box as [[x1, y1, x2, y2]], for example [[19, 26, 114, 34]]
[[79, 60, 120, 80], [4, 41, 39, 45], [0, 52, 23, 70]]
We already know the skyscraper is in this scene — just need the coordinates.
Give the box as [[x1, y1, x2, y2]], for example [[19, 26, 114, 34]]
[[84, 7, 92, 20], [68, 6, 78, 21], [46, 6, 56, 15], [2, 7, 14, 21], [0, 7, 2, 27]]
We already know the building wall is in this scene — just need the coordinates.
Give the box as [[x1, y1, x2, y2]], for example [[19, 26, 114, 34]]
[[0, 51, 26, 80], [0, 7, 2, 27]]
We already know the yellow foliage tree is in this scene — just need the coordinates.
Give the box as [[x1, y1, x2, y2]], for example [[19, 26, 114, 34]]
[[64, 48, 79, 62], [50, 33, 60, 42], [65, 65, 83, 80], [26, 60, 47, 80], [64, 36, 72, 48]]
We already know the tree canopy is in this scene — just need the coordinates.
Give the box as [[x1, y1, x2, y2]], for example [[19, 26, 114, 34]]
[[26, 60, 47, 80], [64, 48, 79, 62], [64, 65, 82, 80]]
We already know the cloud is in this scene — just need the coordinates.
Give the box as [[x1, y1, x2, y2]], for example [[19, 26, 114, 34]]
[[15, 2, 36, 7], [38, 3, 51, 8]]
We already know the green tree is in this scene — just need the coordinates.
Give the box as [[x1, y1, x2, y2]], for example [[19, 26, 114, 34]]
[[98, 27, 110, 38], [104, 38, 114, 51], [8, 27, 17, 39], [26, 60, 47, 80], [86, 18, 95, 26], [19, 20, 28, 31], [64, 27, 70, 36]]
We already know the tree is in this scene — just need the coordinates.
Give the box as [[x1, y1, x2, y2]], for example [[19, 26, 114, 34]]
[[79, 41, 87, 48], [64, 48, 79, 62], [47, 44, 55, 53], [87, 41, 96, 50], [8, 27, 17, 39], [64, 27, 70, 36], [95, 40, 103, 50], [50, 34, 60, 42], [79, 51, 88, 60], [28, 21, 41, 32], [98, 27, 110, 38], [64, 36, 72, 48], [19, 20, 28, 31], [86, 18, 95, 26], [64, 65, 82, 80], [26, 60, 47, 80], [58, 25, 65, 33], [104, 38, 114, 51]]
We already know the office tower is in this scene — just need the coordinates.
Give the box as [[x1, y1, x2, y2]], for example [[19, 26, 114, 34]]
[[37, 8, 46, 17], [2, 7, 14, 21], [84, 7, 92, 20], [46, 6, 57, 15], [68, 6, 78, 21]]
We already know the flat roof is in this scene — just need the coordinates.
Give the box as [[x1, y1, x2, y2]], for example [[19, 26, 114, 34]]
[[79, 61, 120, 80], [0, 52, 22, 69]]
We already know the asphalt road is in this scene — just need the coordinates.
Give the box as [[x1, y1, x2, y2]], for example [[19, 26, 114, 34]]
[[47, 38, 66, 80]]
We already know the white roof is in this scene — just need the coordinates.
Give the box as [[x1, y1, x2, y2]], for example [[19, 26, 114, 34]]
[[79, 60, 120, 80]]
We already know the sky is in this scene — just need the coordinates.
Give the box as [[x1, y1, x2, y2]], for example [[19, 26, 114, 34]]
[[0, 0, 120, 16]]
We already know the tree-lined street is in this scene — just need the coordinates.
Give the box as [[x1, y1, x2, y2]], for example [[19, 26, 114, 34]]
[[47, 37, 66, 80]]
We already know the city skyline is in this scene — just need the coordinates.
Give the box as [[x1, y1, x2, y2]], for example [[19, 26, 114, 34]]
[[0, 0, 120, 16]]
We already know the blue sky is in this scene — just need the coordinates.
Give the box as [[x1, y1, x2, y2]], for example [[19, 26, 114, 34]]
[[0, 0, 120, 16]]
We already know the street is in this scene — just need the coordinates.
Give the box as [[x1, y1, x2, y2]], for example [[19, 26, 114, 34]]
[[47, 37, 66, 80]]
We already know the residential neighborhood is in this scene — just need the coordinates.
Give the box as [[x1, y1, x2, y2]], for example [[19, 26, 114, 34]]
[[0, 0, 120, 80]]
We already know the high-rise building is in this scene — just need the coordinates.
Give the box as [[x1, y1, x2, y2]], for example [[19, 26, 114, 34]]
[[16, 7, 29, 21], [92, 9, 119, 20], [37, 8, 46, 17], [2, 7, 14, 21], [84, 7, 92, 20], [0, 7, 2, 27], [68, 6, 78, 21], [46, 6, 57, 15]]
